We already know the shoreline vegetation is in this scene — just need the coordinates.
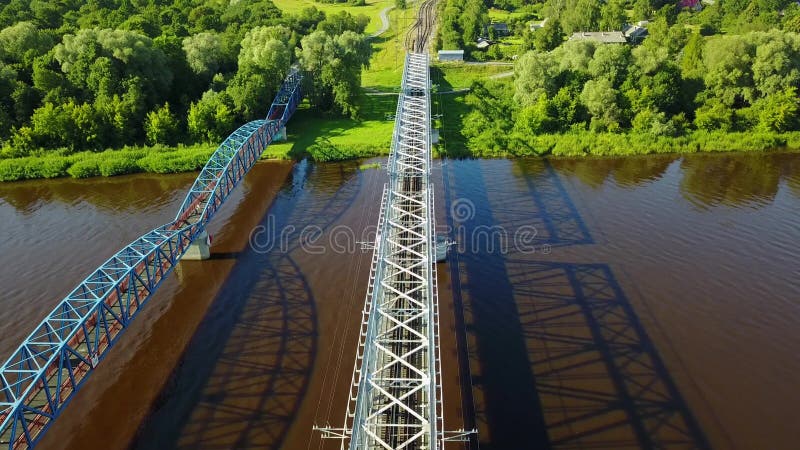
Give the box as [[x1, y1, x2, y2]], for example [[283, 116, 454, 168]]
[[3, 129, 800, 182], [6, 0, 800, 182]]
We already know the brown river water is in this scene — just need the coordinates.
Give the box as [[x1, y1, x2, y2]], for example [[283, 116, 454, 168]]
[[0, 153, 798, 450]]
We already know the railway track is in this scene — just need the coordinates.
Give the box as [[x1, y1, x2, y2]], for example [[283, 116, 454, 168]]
[[405, 0, 437, 53]]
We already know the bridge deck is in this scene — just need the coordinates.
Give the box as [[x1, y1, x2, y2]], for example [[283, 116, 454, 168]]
[[339, 53, 443, 449]]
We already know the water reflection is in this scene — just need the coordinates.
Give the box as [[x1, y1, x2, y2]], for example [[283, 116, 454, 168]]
[[132, 160, 362, 449], [0, 173, 195, 215], [548, 155, 675, 189], [680, 153, 782, 209], [445, 158, 711, 449], [511, 160, 593, 248], [506, 260, 710, 449]]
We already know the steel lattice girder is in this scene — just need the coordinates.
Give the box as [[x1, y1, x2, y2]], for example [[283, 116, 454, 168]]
[[344, 53, 443, 450], [0, 68, 302, 450]]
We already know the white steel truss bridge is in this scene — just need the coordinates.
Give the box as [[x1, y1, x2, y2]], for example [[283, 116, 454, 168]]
[[317, 53, 473, 450]]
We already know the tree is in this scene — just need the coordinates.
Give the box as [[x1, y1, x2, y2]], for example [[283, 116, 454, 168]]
[[187, 90, 235, 142], [396, 0, 408, 9], [0, 21, 53, 64], [228, 25, 292, 120], [291, 7, 326, 35], [562, 0, 601, 33], [298, 29, 371, 117], [600, 0, 627, 31], [145, 103, 179, 145], [54, 28, 172, 107], [751, 30, 800, 97], [318, 11, 370, 36], [633, 0, 652, 22], [580, 77, 622, 130], [681, 31, 704, 79], [589, 44, 631, 87], [462, 81, 515, 153], [515, 94, 559, 135], [756, 86, 800, 131], [533, 19, 564, 51], [703, 35, 756, 106], [514, 51, 558, 106], [632, 108, 678, 136], [183, 32, 224, 76], [554, 39, 597, 73], [438, 5, 464, 50], [694, 99, 734, 131], [643, 16, 689, 56], [460, 0, 488, 44]]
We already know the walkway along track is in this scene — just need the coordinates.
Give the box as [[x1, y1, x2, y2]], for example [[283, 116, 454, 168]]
[[0, 69, 302, 450]]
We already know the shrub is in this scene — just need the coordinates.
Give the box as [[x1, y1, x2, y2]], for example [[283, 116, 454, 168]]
[[0, 158, 27, 181], [98, 155, 141, 176], [37, 157, 72, 178], [67, 159, 101, 178]]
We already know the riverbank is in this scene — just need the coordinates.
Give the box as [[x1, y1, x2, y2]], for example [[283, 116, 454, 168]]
[[448, 130, 800, 158], [4, 130, 800, 182], [0, 144, 217, 182]]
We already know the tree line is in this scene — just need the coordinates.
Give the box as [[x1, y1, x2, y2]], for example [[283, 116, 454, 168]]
[[455, 0, 800, 155], [0, 0, 372, 158]]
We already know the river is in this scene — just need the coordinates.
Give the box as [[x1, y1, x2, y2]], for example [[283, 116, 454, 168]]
[[0, 152, 798, 449]]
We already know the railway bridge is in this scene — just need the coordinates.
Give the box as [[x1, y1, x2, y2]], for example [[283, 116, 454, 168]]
[[0, 68, 302, 450], [0, 2, 467, 449]]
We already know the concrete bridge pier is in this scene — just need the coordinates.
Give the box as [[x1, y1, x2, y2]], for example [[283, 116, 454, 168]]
[[184, 230, 211, 260], [274, 126, 288, 142]]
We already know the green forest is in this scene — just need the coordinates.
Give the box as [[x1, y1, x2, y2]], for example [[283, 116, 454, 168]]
[[438, 0, 800, 156], [0, 0, 372, 179], [4, 0, 800, 180]]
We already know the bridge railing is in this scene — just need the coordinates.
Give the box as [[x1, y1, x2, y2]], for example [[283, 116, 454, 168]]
[[0, 67, 302, 450]]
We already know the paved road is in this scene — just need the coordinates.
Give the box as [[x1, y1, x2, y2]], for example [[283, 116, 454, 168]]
[[370, 5, 394, 38], [464, 61, 514, 66], [489, 71, 514, 79]]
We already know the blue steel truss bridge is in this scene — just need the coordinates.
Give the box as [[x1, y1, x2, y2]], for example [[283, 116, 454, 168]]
[[0, 68, 302, 450]]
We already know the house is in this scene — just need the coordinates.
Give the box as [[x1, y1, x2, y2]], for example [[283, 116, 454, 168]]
[[438, 50, 464, 62], [622, 24, 648, 43], [487, 22, 509, 37], [530, 18, 548, 31], [679, 0, 703, 11], [569, 31, 628, 44], [475, 37, 493, 50]]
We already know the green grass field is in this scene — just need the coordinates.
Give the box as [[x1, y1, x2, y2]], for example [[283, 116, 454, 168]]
[[487, 7, 527, 22], [272, 0, 393, 35], [361, 5, 420, 89], [264, 94, 397, 161], [431, 63, 512, 90]]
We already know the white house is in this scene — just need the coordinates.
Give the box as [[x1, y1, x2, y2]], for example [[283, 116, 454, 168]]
[[438, 50, 464, 62]]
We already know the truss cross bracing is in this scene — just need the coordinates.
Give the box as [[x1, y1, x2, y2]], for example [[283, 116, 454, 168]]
[[337, 53, 443, 450]]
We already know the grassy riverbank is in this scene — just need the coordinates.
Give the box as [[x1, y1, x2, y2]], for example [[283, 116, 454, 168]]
[[0, 144, 216, 182]]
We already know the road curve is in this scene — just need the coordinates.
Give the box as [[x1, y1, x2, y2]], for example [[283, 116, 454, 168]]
[[370, 5, 394, 38]]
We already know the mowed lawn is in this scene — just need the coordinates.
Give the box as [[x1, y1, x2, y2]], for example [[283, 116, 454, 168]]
[[264, 94, 397, 160], [272, 0, 393, 35]]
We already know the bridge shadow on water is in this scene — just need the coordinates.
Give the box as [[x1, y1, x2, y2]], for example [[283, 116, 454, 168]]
[[442, 159, 710, 450], [131, 160, 362, 450]]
